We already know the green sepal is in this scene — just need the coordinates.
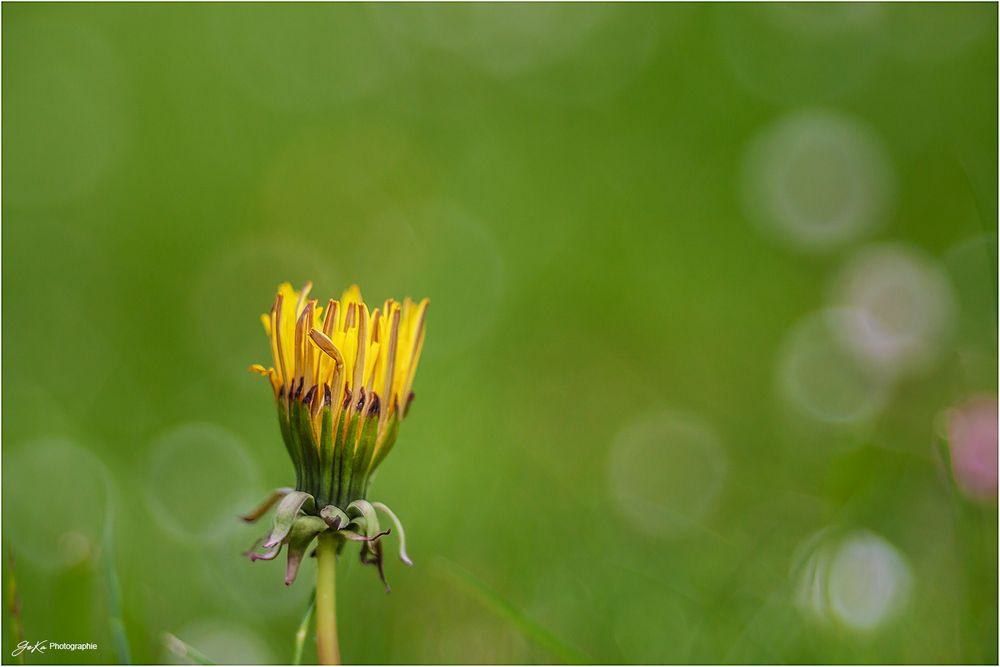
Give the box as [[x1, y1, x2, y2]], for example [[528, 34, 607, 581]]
[[346, 513, 367, 535], [316, 399, 335, 507], [264, 491, 316, 548], [367, 414, 400, 479], [348, 499, 390, 591], [372, 501, 413, 566], [286, 397, 307, 494], [330, 395, 350, 511], [347, 499, 381, 540], [337, 408, 363, 507], [349, 400, 381, 501], [319, 505, 350, 530], [284, 516, 328, 586], [292, 396, 321, 500], [277, 400, 301, 489]]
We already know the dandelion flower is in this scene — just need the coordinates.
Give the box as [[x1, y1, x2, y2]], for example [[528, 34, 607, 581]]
[[241, 281, 428, 653]]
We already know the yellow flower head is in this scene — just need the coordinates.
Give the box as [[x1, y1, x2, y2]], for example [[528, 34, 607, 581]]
[[251, 281, 428, 507]]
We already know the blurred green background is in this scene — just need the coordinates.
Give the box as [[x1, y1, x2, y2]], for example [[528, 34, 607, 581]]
[[3, 3, 998, 664]]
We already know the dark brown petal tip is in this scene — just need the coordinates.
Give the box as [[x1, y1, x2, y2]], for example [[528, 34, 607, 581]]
[[239, 487, 293, 523]]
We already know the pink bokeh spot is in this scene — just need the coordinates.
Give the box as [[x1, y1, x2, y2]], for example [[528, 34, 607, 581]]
[[947, 395, 998, 502]]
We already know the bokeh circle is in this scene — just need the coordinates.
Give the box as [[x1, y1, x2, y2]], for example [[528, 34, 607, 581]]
[[3, 439, 112, 571], [609, 410, 727, 537], [742, 110, 895, 253], [145, 423, 261, 544]]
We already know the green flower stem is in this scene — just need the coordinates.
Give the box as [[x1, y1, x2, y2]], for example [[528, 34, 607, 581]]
[[315, 532, 341, 666]]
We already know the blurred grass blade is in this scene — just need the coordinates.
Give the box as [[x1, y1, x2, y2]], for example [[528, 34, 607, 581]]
[[937, 435, 993, 663], [935, 436, 958, 490], [6, 552, 25, 665], [103, 517, 132, 664], [434, 557, 589, 664], [293, 589, 316, 665], [163, 633, 216, 665]]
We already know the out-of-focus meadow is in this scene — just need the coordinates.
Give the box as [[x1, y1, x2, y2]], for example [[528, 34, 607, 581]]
[[2, 3, 997, 664]]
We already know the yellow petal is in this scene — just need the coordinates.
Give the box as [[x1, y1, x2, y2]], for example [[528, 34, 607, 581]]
[[381, 306, 402, 418], [309, 329, 345, 369]]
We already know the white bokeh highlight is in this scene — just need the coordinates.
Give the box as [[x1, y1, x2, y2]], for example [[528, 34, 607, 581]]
[[609, 410, 727, 537], [828, 243, 956, 378], [828, 532, 913, 632], [742, 110, 895, 252], [777, 310, 891, 426], [794, 529, 912, 633]]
